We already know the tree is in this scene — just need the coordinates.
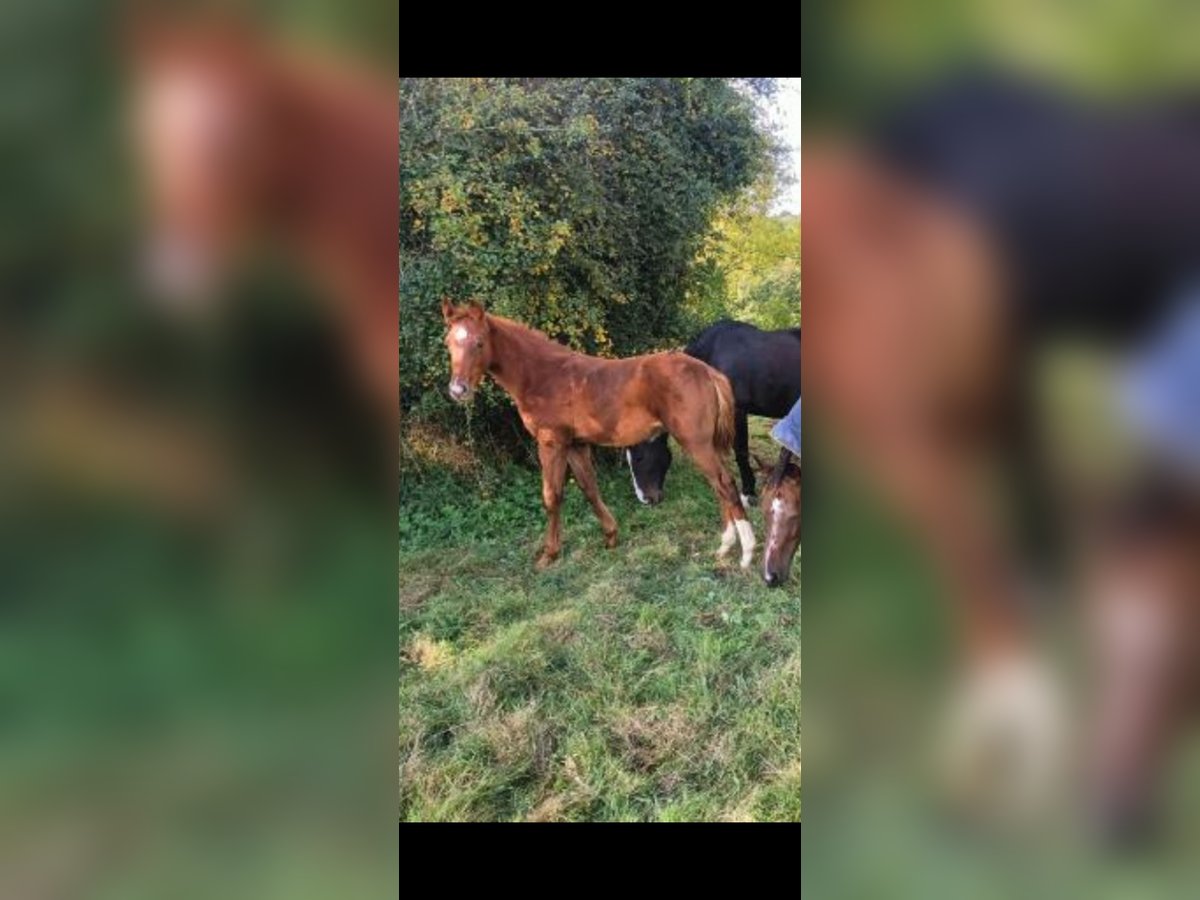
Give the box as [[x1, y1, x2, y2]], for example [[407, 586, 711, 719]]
[[400, 78, 773, 443]]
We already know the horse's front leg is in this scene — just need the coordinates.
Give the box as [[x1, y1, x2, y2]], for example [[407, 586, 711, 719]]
[[1082, 513, 1200, 848], [734, 409, 756, 503], [680, 440, 755, 568], [868, 420, 1066, 823], [535, 434, 569, 570]]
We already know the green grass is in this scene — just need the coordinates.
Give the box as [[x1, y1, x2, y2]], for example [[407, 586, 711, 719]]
[[399, 419, 800, 822]]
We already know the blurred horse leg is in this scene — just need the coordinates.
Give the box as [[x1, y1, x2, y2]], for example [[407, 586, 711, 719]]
[[1084, 486, 1200, 846]]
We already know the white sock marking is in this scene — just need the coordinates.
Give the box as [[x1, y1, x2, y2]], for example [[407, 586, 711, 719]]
[[735, 518, 756, 568], [717, 522, 737, 557], [626, 450, 648, 504], [940, 652, 1066, 822]]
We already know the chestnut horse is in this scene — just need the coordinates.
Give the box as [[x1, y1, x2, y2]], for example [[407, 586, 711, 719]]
[[441, 301, 754, 570], [758, 450, 801, 587], [127, 14, 397, 420]]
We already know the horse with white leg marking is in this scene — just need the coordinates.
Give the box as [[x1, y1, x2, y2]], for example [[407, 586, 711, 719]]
[[627, 320, 801, 505], [758, 398, 801, 587], [441, 300, 754, 570]]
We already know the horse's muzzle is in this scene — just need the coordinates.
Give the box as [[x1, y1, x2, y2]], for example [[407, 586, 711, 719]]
[[763, 567, 789, 587], [448, 380, 470, 402]]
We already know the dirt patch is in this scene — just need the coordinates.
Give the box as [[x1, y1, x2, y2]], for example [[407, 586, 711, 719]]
[[532, 608, 579, 646], [478, 704, 556, 774], [401, 421, 486, 473], [608, 704, 698, 773], [399, 577, 441, 613]]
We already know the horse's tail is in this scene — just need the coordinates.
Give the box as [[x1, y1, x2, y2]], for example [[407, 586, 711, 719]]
[[707, 367, 736, 454]]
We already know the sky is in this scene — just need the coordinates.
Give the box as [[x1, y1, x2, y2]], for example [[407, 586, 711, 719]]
[[770, 78, 801, 216]]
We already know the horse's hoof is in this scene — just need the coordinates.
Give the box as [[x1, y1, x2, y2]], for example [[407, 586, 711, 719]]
[[535, 553, 558, 571], [604, 533, 619, 549], [937, 651, 1066, 827]]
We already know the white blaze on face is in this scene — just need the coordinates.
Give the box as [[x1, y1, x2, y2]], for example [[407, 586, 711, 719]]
[[141, 68, 229, 155], [454, 325, 471, 344], [138, 68, 235, 210], [767, 497, 785, 547], [764, 496, 789, 580], [626, 450, 648, 504], [137, 68, 234, 302]]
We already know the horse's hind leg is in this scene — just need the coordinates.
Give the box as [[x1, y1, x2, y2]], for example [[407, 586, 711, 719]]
[[734, 409, 756, 503], [680, 440, 755, 568], [536, 434, 569, 569], [567, 444, 618, 548]]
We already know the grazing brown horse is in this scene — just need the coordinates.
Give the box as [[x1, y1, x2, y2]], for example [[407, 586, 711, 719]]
[[126, 14, 397, 420], [757, 451, 801, 587], [441, 300, 754, 570]]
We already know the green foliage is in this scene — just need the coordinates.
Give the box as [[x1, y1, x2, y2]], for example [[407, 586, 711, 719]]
[[688, 192, 800, 331], [806, 0, 1200, 124], [400, 78, 774, 440]]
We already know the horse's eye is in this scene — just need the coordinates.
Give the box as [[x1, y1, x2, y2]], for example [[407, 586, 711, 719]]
[[475, 339, 484, 349]]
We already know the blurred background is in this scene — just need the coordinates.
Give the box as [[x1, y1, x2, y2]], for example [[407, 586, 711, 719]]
[[803, 0, 1200, 894], [0, 1, 396, 895]]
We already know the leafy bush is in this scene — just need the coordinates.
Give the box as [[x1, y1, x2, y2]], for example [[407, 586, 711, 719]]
[[400, 78, 775, 450]]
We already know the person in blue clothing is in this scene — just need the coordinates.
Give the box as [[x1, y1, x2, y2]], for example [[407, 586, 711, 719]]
[[1119, 292, 1200, 486], [771, 397, 801, 459]]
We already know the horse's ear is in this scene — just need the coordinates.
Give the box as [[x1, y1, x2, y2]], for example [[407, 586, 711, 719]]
[[467, 300, 486, 321], [440, 298, 456, 324]]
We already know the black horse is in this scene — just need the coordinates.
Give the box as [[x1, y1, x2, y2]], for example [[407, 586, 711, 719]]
[[627, 320, 800, 504]]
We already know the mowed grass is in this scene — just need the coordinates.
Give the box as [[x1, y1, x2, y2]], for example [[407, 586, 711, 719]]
[[399, 419, 800, 822]]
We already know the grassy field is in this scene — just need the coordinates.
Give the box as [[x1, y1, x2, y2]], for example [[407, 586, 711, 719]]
[[399, 418, 800, 822]]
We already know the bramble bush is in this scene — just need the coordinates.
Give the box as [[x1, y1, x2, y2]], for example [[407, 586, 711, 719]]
[[400, 78, 777, 457]]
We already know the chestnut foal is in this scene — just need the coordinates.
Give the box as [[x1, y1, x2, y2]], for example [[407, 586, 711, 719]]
[[441, 301, 754, 570]]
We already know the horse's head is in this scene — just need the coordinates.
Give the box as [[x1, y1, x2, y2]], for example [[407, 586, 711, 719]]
[[126, 14, 279, 313], [1084, 499, 1200, 849], [626, 435, 671, 505], [441, 300, 493, 403], [758, 451, 801, 586]]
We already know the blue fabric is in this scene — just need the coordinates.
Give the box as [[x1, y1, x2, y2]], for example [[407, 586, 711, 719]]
[[771, 398, 802, 456], [1119, 292, 1200, 479]]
